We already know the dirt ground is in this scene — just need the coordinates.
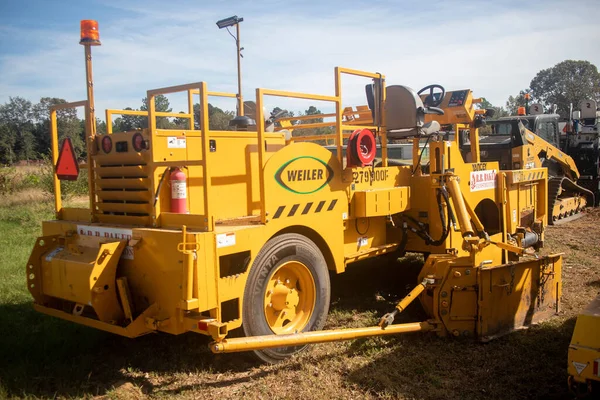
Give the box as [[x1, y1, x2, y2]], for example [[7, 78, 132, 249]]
[[93, 210, 600, 400], [1, 207, 599, 400]]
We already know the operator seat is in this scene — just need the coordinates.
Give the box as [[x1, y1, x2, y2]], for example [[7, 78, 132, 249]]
[[385, 85, 440, 139]]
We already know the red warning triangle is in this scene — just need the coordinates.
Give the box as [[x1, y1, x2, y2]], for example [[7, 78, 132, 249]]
[[55, 138, 80, 181]]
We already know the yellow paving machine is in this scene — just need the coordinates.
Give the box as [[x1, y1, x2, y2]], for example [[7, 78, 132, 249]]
[[28, 21, 562, 363]]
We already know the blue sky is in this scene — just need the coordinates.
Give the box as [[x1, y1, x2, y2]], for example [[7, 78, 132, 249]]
[[1, 0, 599, 117]]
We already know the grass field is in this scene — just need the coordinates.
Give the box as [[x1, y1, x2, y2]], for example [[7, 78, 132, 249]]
[[0, 196, 598, 399]]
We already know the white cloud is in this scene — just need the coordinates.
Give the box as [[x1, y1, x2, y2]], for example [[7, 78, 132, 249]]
[[1, 0, 599, 119]]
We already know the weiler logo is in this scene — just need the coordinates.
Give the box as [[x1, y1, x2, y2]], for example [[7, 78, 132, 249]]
[[275, 156, 333, 194]]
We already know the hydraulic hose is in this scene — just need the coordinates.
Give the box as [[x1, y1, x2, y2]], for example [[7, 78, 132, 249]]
[[403, 186, 451, 247]]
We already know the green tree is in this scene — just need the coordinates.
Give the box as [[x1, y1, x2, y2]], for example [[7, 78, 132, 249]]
[[113, 107, 143, 132], [476, 97, 508, 119], [193, 103, 235, 131], [31, 97, 84, 158], [141, 94, 174, 129], [0, 124, 16, 164], [0, 97, 36, 161], [530, 60, 600, 117], [505, 90, 531, 116]]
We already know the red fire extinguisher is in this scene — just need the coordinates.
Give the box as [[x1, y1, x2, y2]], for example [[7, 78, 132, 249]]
[[170, 167, 188, 213]]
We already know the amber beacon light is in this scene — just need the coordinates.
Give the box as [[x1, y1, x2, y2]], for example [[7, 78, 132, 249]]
[[80, 20, 101, 46]]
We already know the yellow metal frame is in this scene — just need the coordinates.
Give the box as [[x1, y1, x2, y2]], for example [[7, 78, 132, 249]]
[[49, 100, 90, 219]]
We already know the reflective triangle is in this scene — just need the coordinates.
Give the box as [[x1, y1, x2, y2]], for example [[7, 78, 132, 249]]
[[55, 137, 79, 181]]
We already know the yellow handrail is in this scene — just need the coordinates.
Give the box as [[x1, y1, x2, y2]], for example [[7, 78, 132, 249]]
[[254, 67, 386, 222], [49, 100, 89, 218]]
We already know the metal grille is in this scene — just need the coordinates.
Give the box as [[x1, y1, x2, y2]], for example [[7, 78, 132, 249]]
[[94, 153, 153, 226]]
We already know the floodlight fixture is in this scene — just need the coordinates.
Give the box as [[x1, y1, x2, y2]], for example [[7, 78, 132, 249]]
[[216, 15, 245, 116], [216, 16, 243, 29]]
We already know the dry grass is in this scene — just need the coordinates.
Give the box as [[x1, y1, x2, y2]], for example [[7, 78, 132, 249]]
[[1, 206, 599, 400], [0, 188, 50, 207]]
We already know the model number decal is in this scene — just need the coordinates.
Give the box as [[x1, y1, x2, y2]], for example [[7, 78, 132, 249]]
[[471, 162, 487, 171], [352, 169, 389, 184]]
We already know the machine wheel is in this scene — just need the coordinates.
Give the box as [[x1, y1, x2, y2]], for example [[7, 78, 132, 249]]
[[242, 233, 331, 364]]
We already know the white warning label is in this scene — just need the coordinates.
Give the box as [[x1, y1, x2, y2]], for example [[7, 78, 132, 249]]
[[572, 361, 587, 375], [167, 136, 186, 148], [216, 232, 236, 248], [171, 181, 187, 199]]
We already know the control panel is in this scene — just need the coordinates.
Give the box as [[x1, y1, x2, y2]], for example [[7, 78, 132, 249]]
[[423, 89, 475, 125], [447, 90, 469, 108]]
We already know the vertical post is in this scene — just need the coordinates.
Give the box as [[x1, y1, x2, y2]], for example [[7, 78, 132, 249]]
[[470, 124, 481, 163], [199, 82, 214, 231], [256, 88, 266, 223], [236, 23, 244, 117], [147, 91, 159, 226], [379, 76, 388, 167], [83, 45, 97, 220], [187, 89, 195, 130], [334, 68, 343, 167], [50, 109, 62, 217], [105, 109, 112, 134], [454, 124, 460, 145], [412, 138, 420, 175]]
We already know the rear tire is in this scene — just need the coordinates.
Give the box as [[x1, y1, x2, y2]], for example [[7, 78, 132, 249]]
[[242, 233, 330, 364]]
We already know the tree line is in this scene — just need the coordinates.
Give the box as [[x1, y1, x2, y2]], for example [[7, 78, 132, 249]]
[[1, 59, 598, 165]]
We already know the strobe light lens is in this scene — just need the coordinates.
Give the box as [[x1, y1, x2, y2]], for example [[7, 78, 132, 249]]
[[101, 136, 112, 153], [132, 133, 146, 152]]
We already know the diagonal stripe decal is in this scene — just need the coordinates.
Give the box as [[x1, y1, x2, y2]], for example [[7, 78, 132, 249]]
[[271, 199, 338, 219], [302, 202, 313, 215], [327, 199, 337, 211], [315, 200, 326, 213], [288, 204, 300, 217], [273, 206, 285, 219]]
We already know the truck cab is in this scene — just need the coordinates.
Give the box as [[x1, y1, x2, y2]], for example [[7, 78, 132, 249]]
[[461, 113, 560, 169]]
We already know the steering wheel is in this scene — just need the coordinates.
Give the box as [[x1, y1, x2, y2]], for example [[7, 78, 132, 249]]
[[417, 84, 445, 107]]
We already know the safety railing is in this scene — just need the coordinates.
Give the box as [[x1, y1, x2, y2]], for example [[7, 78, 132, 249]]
[[105, 88, 237, 134], [49, 100, 91, 218], [275, 106, 376, 145], [254, 67, 387, 223]]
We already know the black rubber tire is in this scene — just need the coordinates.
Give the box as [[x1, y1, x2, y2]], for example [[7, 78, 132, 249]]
[[242, 233, 331, 364]]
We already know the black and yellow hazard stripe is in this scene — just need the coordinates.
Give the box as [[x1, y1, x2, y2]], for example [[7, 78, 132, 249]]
[[272, 199, 338, 219], [526, 171, 545, 181]]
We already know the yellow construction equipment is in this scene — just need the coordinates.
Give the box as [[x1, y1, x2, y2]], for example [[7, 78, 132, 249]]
[[568, 294, 600, 396], [28, 21, 562, 364], [462, 108, 594, 224]]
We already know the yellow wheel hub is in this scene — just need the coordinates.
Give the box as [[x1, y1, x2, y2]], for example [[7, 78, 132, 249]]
[[264, 260, 316, 334]]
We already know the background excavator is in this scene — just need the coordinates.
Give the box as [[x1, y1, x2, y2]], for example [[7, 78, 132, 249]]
[[461, 105, 594, 224], [566, 99, 600, 206]]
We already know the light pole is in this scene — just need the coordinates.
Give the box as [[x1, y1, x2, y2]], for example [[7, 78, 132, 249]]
[[216, 15, 244, 117], [80, 20, 101, 216]]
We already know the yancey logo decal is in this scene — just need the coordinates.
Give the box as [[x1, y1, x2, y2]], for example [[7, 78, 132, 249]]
[[275, 156, 333, 194], [470, 169, 497, 192]]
